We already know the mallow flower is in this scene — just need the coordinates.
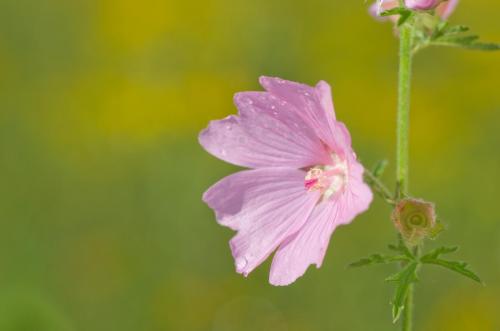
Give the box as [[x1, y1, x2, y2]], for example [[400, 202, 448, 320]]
[[371, 0, 458, 21], [199, 77, 373, 286]]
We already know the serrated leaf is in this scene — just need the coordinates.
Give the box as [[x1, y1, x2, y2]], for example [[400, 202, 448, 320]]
[[430, 21, 449, 40], [430, 33, 500, 51], [420, 257, 483, 284], [462, 42, 500, 51], [444, 35, 479, 43], [349, 254, 409, 268], [420, 246, 458, 260], [444, 25, 470, 35], [386, 262, 419, 323]]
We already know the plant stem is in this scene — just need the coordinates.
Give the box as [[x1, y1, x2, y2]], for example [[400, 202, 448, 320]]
[[396, 24, 413, 198], [397, 23, 414, 331], [364, 169, 396, 205]]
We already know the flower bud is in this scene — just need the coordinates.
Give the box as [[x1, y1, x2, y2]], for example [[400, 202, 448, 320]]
[[405, 0, 443, 10], [370, 0, 458, 21], [391, 198, 437, 245]]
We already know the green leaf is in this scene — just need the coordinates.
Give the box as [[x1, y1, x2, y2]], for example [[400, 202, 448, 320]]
[[441, 35, 480, 44], [462, 42, 500, 51], [420, 257, 483, 284], [371, 159, 388, 178], [386, 262, 419, 323], [397, 11, 413, 27], [380, 7, 410, 17], [427, 221, 445, 239], [443, 25, 470, 35], [348, 254, 410, 268], [430, 21, 449, 40], [388, 237, 414, 260], [431, 33, 500, 51], [420, 246, 458, 260]]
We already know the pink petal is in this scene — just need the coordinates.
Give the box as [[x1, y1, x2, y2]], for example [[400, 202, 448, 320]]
[[369, 0, 399, 21], [338, 160, 374, 225], [269, 160, 373, 286], [203, 168, 320, 276], [269, 201, 340, 286], [199, 92, 331, 169], [259, 76, 352, 156], [436, 0, 458, 19]]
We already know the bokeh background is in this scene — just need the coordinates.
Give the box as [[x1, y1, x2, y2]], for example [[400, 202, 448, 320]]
[[0, 0, 499, 330]]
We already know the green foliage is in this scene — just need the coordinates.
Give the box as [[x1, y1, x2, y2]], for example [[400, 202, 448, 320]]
[[364, 161, 395, 205], [420, 247, 483, 284], [380, 7, 414, 27], [372, 159, 388, 178], [385, 262, 419, 323], [350, 238, 418, 323], [349, 254, 409, 268], [426, 220, 444, 239], [419, 245, 458, 259], [351, 241, 483, 324], [413, 21, 500, 53], [388, 237, 414, 259]]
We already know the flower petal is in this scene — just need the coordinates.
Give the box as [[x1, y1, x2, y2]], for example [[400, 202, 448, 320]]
[[259, 76, 352, 155], [269, 161, 373, 286], [203, 168, 320, 276], [269, 201, 340, 286], [199, 92, 331, 168], [340, 159, 374, 225], [436, 0, 458, 19]]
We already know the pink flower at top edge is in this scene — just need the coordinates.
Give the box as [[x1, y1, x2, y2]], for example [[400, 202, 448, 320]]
[[199, 77, 373, 286], [370, 0, 458, 21]]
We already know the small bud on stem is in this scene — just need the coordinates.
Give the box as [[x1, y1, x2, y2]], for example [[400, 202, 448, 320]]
[[391, 198, 437, 246]]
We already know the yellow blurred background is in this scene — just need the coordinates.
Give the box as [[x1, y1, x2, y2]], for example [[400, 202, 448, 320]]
[[0, 0, 499, 330]]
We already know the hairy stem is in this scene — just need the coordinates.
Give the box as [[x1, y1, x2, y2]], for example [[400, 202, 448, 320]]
[[398, 23, 414, 331], [364, 169, 395, 205]]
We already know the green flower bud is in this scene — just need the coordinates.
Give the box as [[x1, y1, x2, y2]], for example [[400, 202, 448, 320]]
[[391, 198, 437, 245]]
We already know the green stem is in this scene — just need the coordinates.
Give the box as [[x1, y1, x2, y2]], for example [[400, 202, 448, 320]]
[[396, 24, 413, 198], [364, 169, 396, 205], [402, 284, 414, 331], [397, 24, 414, 331]]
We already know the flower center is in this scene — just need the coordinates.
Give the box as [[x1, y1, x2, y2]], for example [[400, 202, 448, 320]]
[[304, 154, 348, 200]]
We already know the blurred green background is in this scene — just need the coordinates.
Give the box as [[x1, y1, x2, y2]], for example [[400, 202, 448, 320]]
[[0, 0, 499, 330]]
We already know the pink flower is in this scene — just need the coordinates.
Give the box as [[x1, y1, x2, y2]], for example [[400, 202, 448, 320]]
[[199, 77, 373, 286], [370, 0, 458, 21], [406, 0, 443, 11]]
